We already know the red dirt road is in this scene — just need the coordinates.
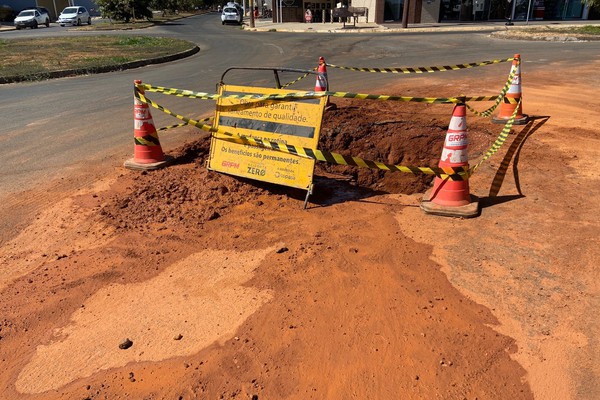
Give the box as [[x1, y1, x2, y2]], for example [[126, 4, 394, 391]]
[[0, 59, 599, 399]]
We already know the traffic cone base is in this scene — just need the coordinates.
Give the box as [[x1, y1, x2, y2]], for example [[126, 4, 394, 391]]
[[124, 155, 173, 171], [420, 190, 480, 218], [492, 114, 529, 125]]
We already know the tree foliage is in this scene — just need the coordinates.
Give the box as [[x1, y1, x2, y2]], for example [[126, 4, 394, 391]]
[[97, 0, 153, 22], [150, 0, 203, 13]]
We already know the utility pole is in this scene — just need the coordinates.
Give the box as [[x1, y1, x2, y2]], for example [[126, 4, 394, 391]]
[[250, 0, 255, 27], [401, 0, 409, 28]]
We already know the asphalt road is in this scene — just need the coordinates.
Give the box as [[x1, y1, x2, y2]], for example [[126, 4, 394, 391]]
[[1, 12, 600, 239]]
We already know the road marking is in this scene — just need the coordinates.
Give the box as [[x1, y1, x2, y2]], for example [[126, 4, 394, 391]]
[[264, 43, 283, 54]]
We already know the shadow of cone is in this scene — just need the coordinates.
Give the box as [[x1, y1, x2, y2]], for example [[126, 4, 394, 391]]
[[493, 54, 529, 125], [316, 56, 336, 111], [421, 103, 479, 218], [124, 80, 173, 171]]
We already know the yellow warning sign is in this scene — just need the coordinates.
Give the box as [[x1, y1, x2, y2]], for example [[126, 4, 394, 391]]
[[208, 85, 327, 190]]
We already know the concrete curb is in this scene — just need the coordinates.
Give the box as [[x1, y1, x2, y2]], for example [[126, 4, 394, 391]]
[[490, 29, 600, 41], [246, 20, 600, 34], [0, 45, 200, 84]]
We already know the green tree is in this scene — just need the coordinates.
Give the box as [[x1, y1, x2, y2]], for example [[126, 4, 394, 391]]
[[582, 0, 599, 8], [150, 0, 201, 13], [97, 0, 153, 22]]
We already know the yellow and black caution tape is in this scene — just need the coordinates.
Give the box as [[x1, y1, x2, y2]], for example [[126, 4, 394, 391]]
[[469, 98, 522, 175], [138, 82, 460, 104], [137, 83, 500, 105], [158, 123, 188, 131], [140, 85, 224, 100], [134, 78, 523, 181], [465, 60, 519, 117], [213, 132, 469, 181], [281, 69, 315, 88], [326, 57, 514, 74], [157, 116, 213, 132], [134, 88, 469, 181]]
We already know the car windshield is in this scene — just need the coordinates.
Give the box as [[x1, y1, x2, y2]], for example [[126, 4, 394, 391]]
[[18, 11, 34, 17], [62, 7, 78, 13], [224, 7, 237, 13]]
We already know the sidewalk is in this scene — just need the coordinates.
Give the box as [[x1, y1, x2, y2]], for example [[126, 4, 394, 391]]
[[2, 17, 599, 33], [247, 17, 600, 33]]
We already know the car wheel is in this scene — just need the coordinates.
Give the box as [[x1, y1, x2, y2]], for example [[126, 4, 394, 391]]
[[76, 18, 81, 26], [33, 20, 38, 29], [87, 17, 91, 25], [15, 26, 21, 30], [222, 21, 225, 25], [45, 19, 49, 27]]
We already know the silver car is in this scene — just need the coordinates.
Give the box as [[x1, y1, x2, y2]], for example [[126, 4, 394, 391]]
[[221, 6, 242, 25], [57, 6, 91, 26]]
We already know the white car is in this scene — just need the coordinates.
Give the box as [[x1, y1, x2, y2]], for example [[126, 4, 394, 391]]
[[221, 6, 242, 25], [57, 6, 91, 26], [14, 9, 50, 29]]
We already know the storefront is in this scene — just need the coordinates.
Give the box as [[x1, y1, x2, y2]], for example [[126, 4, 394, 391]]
[[438, 0, 588, 21], [302, 0, 334, 22], [272, 0, 591, 23]]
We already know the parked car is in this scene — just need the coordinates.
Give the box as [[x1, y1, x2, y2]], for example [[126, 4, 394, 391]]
[[221, 5, 242, 25], [14, 9, 50, 29], [57, 6, 91, 26], [35, 6, 52, 21]]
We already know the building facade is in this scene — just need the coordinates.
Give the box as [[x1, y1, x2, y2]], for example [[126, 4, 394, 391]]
[[272, 0, 593, 23], [3, 0, 98, 20]]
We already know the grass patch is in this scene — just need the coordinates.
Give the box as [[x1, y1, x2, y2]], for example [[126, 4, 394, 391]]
[[521, 24, 600, 35], [577, 25, 600, 35], [0, 36, 196, 81]]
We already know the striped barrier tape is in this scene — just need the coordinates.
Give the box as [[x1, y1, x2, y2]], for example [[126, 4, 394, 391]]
[[138, 83, 517, 105], [212, 132, 469, 181], [157, 122, 188, 132], [465, 61, 518, 117], [157, 116, 213, 132], [326, 57, 514, 74], [138, 84, 518, 107], [281, 70, 314, 88], [134, 88, 470, 181], [469, 98, 521, 175]]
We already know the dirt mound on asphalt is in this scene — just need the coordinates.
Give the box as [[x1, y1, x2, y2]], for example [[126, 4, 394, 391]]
[[100, 99, 498, 231]]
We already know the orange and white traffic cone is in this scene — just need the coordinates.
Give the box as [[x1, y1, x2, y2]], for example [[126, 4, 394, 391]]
[[315, 56, 336, 110], [421, 103, 479, 218], [493, 54, 529, 125], [315, 56, 328, 92], [124, 80, 172, 171]]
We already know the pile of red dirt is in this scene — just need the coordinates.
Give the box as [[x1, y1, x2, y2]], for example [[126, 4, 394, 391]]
[[100, 99, 499, 232]]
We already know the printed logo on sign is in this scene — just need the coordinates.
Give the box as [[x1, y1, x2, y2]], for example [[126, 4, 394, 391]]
[[247, 166, 266, 176], [221, 161, 240, 169], [445, 132, 469, 147]]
